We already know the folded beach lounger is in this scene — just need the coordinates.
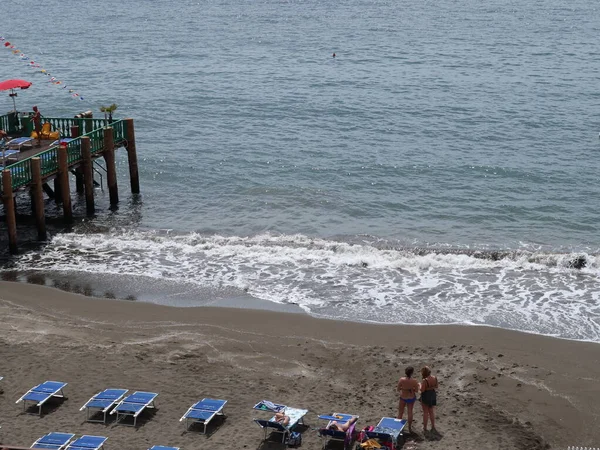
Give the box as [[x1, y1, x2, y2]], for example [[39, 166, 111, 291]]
[[318, 413, 359, 449], [1, 149, 19, 165], [364, 417, 407, 450], [80, 388, 128, 423], [7, 137, 33, 150], [16, 380, 68, 416], [65, 435, 107, 450], [31, 432, 75, 449], [149, 447, 180, 450], [110, 391, 158, 426], [180, 397, 227, 433], [253, 400, 308, 443], [50, 138, 76, 147]]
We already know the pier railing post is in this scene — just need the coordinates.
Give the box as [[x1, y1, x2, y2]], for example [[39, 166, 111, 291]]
[[2, 169, 18, 254], [103, 127, 119, 205], [81, 136, 95, 215], [31, 158, 47, 241], [57, 145, 73, 223], [124, 118, 140, 194]]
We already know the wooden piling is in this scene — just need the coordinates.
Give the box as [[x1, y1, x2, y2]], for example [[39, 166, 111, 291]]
[[103, 127, 119, 205], [2, 170, 18, 254], [31, 158, 47, 241], [57, 146, 73, 223], [81, 136, 95, 215], [75, 168, 84, 193], [42, 183, 55, 199], [54, 178, 62, 204], [124, 118, 140, 194]]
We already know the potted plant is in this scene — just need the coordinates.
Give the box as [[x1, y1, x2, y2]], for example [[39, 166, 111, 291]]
[[99, 103, 118, 125]]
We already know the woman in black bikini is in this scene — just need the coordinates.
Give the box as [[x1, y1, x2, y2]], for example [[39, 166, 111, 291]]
[[419, 366, 438, 433], [397, 366, 419, 433]]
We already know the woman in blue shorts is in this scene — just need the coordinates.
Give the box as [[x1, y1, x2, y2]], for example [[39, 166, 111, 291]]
[[397, 366, 419, 433]]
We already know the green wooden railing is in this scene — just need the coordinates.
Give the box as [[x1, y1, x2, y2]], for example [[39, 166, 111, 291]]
[[0, 113, 11, 133], [41, 117, 112, 136], [0, 113, 119, 136], [1, 118, 127, 192]]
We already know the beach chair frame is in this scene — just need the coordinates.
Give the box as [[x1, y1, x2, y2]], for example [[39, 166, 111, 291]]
[[149, 446, 180, 450], [79, 388, 129, 423], [31, 432, 75, 449], [253, 402, 308, 444], [179, 397, 227, 433], [16, 380, 68, 416], [110, 391, 158, 427], [318, 413, 358, 450], [65, 435, 107, 450], [254, 419, 294, 443], [363, 417, 407, 450]]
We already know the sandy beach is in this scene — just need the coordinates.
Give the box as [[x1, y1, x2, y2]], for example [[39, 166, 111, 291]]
[[0, 281, 599, 450]]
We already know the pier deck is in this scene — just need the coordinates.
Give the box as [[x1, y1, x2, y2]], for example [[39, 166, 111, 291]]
[[0, 114, 139, 253], [1, 116, 127, 192]]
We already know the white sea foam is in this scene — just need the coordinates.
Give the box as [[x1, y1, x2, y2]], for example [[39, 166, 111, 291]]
[[6, 230, 600, 342]]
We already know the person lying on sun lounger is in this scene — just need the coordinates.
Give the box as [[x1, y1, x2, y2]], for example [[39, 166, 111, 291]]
[[327, 415, 358, 432], [274, 412, 290, 426]]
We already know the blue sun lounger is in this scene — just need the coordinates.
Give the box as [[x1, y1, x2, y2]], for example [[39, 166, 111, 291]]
[[149, 447, 179, 450], [7, 137, 33, 150], [318, 413, 359, 449], [80, 388, 128, 423], [50, 138, 76, 147], [31, 432, 75, 449], [1, 149, 18, 166], [110, 391, 158, 426], [364, 417, 407, 449], [65, 435, 107, 450], [253, 400, 308, 443], [180, 397, 227, 433], [16, 380, 68, 415]]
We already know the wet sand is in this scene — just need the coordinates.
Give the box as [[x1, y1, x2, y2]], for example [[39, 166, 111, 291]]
[[0, 281, 599, 449]]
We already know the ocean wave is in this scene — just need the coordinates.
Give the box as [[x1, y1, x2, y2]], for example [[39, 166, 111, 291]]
[[5, 230, 600, 342]]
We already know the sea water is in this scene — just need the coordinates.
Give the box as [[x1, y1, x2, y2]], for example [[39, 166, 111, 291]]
[[1, 0, 599, 341]]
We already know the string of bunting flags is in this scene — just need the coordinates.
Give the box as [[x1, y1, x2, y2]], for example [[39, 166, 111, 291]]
[[0, 36, 86, 101]]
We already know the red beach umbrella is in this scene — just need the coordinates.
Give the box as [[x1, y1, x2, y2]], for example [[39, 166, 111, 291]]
[[0, 79, 32, 91], [0, 79, 32, 111]]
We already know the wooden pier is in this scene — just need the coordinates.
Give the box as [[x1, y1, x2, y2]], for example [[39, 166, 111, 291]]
[[0, 114, 139, 253]]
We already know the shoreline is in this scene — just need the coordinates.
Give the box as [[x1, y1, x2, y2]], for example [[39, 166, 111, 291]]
[[1, 281, 599, 449], [3, 275, 599, 346]]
